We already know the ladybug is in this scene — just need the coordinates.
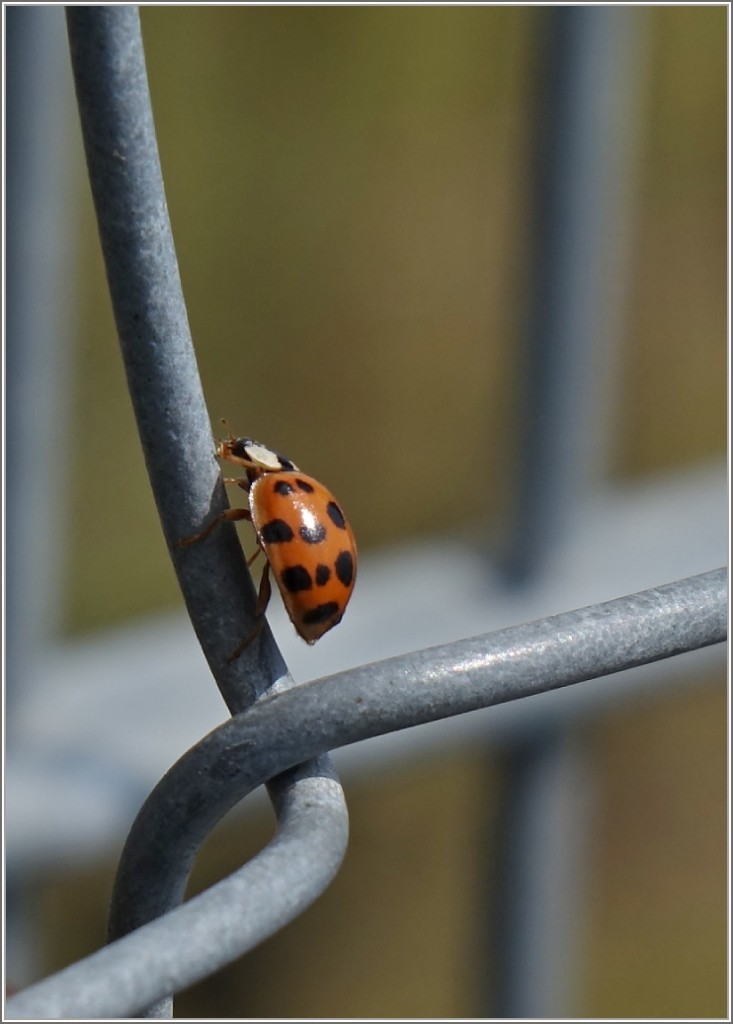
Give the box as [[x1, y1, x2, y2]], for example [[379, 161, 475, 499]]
[[179, 429, 357, 656]]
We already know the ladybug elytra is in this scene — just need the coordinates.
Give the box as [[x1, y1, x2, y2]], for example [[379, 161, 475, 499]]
[[179, 429, 357, 657]]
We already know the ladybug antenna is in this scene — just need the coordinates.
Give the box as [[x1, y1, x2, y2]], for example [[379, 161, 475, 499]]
[[220, 417, 235, 440]]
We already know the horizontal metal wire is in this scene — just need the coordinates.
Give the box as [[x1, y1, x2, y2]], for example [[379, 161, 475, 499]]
[[6, 567, 726, 1020]]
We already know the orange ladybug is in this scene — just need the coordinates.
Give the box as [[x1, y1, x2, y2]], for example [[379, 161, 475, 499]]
[[179, 430, 357, 656]]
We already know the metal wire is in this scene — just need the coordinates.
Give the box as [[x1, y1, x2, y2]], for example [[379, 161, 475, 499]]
[[500, 6, 647, 586], [61, 7, 349, 1016], [64, 5, 282, 708], [6, 567, 727, 1019], [5, 8, 726, 1021], [489, 10, 649, 1013]]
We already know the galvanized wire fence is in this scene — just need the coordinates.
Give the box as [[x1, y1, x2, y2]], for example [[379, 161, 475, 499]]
[[6, 570, 728, 1020], [5, 7, 727, 1020]]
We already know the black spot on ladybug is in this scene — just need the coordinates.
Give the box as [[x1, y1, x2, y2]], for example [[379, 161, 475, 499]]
[[296, 478, 315, 493], [315, 564, 331, 586], [326, 501, 346, 529], [335, 550, 354, 587], [302, 602, 340, 625], [273, 480, 295, 496], [300, 523, 327, 544], [281, 565, 312, 593], [261, 519, 294, 544]]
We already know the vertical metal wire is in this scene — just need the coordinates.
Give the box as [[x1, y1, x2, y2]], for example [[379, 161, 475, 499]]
[[501, 6, 647, 585], [489, 7, 649, 1016], [5, 6, 77, 700], [4, 6, 79, 990], [490, 731, 596, 1015]]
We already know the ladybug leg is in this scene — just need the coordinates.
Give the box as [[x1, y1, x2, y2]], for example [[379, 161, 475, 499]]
[[227, 561, 272, 661], [246, 545, 263, 568], [254, 559, 272, 617], [176, 507, 251, 548], [222, 476, 251, 493]]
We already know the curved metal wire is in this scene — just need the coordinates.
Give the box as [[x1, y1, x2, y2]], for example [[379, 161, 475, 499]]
[[6, 759, 348, 1021], [62, 7, 349, 1016], [7, 568, 726, 1019]]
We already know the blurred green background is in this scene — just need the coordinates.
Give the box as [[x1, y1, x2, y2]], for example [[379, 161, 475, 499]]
[[65, 5, 725, 633], [35, 5, 727, 1018]]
